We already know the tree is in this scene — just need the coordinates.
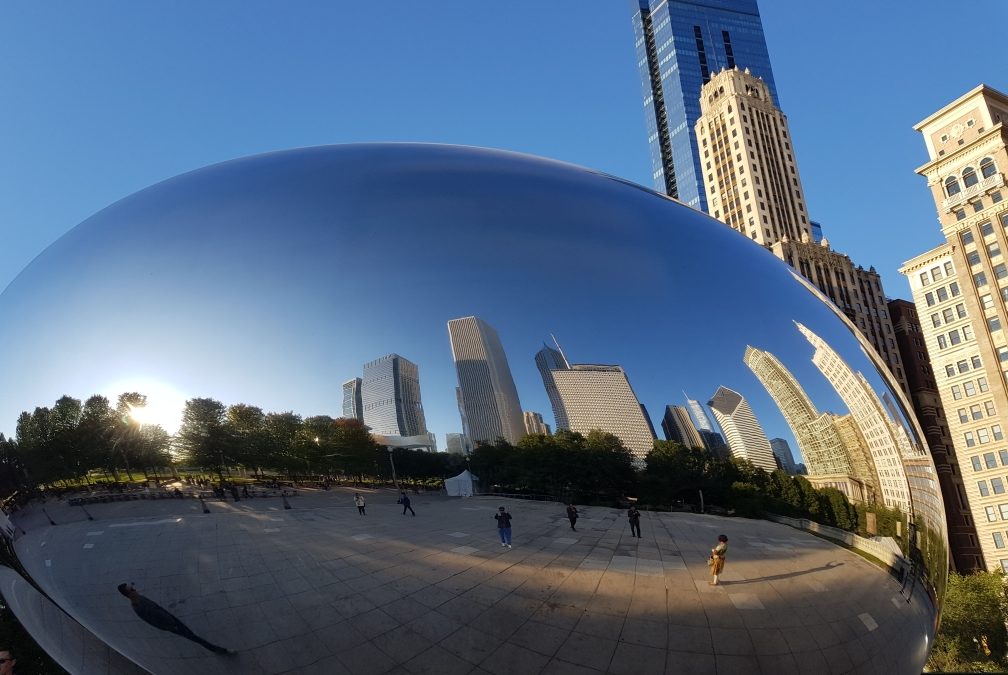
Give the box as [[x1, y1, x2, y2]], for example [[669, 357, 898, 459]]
[[263, 411, 303, 473], [177, 398, 230, 481], [226, 404, 267, 475], [928, 571, 1008, 673], [331, 418, 380, 478]]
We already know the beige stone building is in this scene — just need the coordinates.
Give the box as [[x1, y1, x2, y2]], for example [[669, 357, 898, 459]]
[[901, 84, 1008, 572], [695, 67, 907, 394]]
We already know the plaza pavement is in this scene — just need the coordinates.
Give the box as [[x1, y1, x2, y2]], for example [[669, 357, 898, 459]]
[[8, 487, 933, 674]]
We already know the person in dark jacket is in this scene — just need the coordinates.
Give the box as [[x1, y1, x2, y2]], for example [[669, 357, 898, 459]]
[[495, 506, 512, 548], [118, 583, 232, 655], [566, 504, 578, 531], [627, 506, 641, 538], [399, 492, 415, 516]]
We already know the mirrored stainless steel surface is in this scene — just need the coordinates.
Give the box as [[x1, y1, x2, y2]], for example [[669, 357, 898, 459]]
[[0, 144, 943, 674]]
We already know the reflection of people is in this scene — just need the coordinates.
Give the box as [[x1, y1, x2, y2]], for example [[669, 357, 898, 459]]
[[495, 506, 512, 548], [354, 494, 366, 515], [0, 648, 15, 675], [709, 534, 728, 586], [118, 584, 233, 655], [399, 492, 415, 516], [566, 504, 578, 531], [627, 506, 641, 538]]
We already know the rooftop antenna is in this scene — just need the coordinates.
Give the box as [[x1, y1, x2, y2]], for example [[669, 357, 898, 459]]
[[550, 333, 570, 368]]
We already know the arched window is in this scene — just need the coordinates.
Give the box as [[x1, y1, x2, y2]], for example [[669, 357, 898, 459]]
[[963, 166, 979, 188], [946, 175, 961, 196], [981, 157, 997, 179]]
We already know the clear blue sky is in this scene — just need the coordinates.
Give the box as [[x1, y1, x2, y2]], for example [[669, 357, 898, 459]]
[[0, 1, 1004, 448], [2, 1, 1005, 297]]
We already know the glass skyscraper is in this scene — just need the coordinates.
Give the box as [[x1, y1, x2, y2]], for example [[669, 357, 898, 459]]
[[361, 354, 427, 437], [629, 0, 777, 211]]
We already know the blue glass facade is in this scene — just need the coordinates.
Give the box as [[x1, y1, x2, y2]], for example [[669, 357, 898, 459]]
[[630, 0, 777, 211]]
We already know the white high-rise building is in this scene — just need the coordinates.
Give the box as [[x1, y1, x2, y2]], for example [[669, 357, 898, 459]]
[[796, 322, 912, 513], [361, 354, 427, 437], [448, 316, 524, 445], [552, 364, 656, 464], [707, 386, 777, 472], [523, 411, 551, 436], [342, 378, 363, 422]]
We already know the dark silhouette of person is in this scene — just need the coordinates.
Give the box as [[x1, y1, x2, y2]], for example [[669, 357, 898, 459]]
[[566, 504, 578, 531], [0, 647, 16, 675], [627, 506, 641, 538], [399, 492, 415, 516], [117, 583, 233, 655]]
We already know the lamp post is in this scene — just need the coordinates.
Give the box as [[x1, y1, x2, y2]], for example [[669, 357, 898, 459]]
[[387, 446, 400, 491]]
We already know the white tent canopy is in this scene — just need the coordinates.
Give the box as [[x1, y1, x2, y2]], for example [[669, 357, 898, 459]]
[[444, 469, 478, 497]]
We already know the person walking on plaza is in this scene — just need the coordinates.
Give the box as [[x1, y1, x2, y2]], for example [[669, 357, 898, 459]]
[[118, 583, 233, 655], [627, 505, 641, 538], [399, 491, 415, 516], [708, 534, 728, 585], [354, 493, 366, 515], [566, 503, 578, 531], [495, 506, 512, 548]]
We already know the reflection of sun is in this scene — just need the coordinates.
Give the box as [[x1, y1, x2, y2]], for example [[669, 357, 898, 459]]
[[104, 378, 187, 434]]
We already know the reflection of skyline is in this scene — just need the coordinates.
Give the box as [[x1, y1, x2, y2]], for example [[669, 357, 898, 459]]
[[0, 145, 921, 482], [708, 386, 777, 473]]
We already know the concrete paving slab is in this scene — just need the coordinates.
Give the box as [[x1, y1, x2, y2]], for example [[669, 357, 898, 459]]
[[4, 490, 937, 674]]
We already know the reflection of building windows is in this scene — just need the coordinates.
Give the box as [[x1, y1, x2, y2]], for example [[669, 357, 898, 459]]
[[974, 355, 984, 368], [979, 428, 991, 444], [995, 425, 1004, 440], [963, 231, 976, 244], [919, 272, 931, 286], [975, 271, 989, 287], [972, 404, 984, 419], [1001, 503, 1008, 519], [997, 264, 1008, 280], [985, 452, 997, 468], [988, 506, 999, 521], [932, 313, 942, 328], [960, 408, 970, 423], [947, 365, 958, 378], [995, 532, 1006, 549], [991, 242, 1003, 257], [965, 325, 974, 340], [965, 381, 978, 396], [980, 480, 991, 496], [952, 384, 963, 399], [968, 251, 982, 266], [973, 456, 984, 471], [966, 431, 977, 447], [979, 376, 989, 392], [983, 294, 995, 309], [1001, 449, 1008, 465], [938, 335, 948, 349], [990, 317, 1003, 332], [987, 401, 998, 416], [994, 477, 1006, 494], [925, 292, 935, 306]]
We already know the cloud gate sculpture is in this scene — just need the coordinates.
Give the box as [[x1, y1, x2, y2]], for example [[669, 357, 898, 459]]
[[0, 144, 943, 674]]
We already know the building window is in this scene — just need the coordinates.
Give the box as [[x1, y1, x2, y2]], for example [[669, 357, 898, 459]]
[[981, 157, 997, 179], [987, 401, 997, 416], [938, 335, 948, 349], [946, 176, 961, 196], [947, 365, 957, 377], [1000, 448, 1008, 465], [973, 456, 984, 471], [976, 271, 989, 287], [920, 272, 930, 286], [994, 191, 1004, 204], [990, 242, 1002, 257], [996, 264, 1008, 279], [995, 477, 1006, 494], [975, 200, 986, 214], [952, 384, 963, 399], [979, 375, 989, 391], [980, 480, 991, 496], [973, 355, 983, 368], [989, 506, 1000, 521], [951, 281, 961, 296], [983, 294, 996, 310], [990, 316, 1003, 332], [995, 425, 1005, 441], [950, 329, 963, 346], [944, 308, 956, 323], [986, 452, 999, 467], [960, 408, 971, 423], [1001, 503, 1008, 519], [999, 347, 1008, 363], [965, 325, 974, 340], [983, 221, 996, 237], [965, 431, 976, 447], [957, 209, 968, 221], [945, 261, 955, 276], [979, 428, 992, 444], [972, 404, 984, 419], [963, 231, 976, 245], [996, 532, 1006, 549], [968, 251, 983, 266], [964, 167, 979, 188], [925, 292, 935, 306], [965, 380, 977, 396]]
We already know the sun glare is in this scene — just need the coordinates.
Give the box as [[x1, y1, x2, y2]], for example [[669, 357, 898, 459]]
[[104, 378, 187, 435]]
